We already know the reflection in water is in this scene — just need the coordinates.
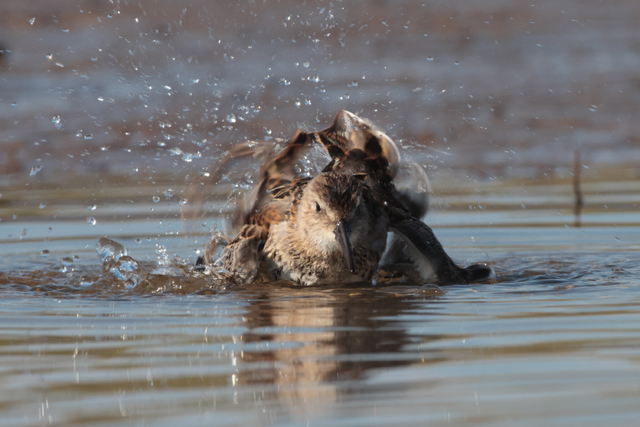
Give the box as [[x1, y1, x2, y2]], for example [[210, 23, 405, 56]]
[[237, 285, 441, 422], [0, 246, 640, 426]]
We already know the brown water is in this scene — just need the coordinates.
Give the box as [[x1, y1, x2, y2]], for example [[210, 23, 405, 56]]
[[2, 0, 640, 425]]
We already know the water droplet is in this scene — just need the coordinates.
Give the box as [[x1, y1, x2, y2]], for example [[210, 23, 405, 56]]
[[427, 56, 434, 61], [303, 61, 310, 68], [152, 195, 160, 203], [295, 99, 301, 107], [46, 53, 53, 60], [88, 205, 97, 211], [87, 217, 97, 225], [305, 99, 311, 105], [29, 17, 36, 25], [41, 250, 50, 258], [190, 78, 199, 83], [309, 76, 320, 83], [135, 238, 141, 244], [39, 203, 46, 209], [79, 275, 93, 287], [84, 134, 93, 140], [226, 114, 236, 123], [62, 257, 74, 266], [179, 199, 187, 206], [454, 61, 460, 65], [52, 115, 62, 130], [30, 165, 42, 176], [163, 85, 172, 90], [164, 189, 174, 198], [96, 237, 127, 263]]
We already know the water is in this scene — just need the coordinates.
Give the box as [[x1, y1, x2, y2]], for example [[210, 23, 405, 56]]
[[2, 0, 640, 424], [1, 178, 639, 426]]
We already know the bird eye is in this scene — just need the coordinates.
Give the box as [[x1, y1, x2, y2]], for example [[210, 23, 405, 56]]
[[315, 202, 321, 213]]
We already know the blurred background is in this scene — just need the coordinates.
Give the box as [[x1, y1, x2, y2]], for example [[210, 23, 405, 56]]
[[2, 0, 639, 186]]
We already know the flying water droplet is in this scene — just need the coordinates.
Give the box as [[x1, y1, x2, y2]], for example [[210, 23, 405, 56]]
[[84, 134, 93, 140], [226, 114, 236, 123], [41, 250, 50, 258], [52, 115, 62, 130], [96, 237, 127, 263], [87, 217, 97, 225], [152, 196, 160, 203], [30, 165, 42, 176], [29, 17, 36, 25], [39, 203, 46, 209], [88, 205, 97, 211], [62, 257, 74, 267]]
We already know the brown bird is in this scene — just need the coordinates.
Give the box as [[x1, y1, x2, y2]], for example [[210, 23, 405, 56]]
[[313, 109, 493, 284], [202, 110, 493, 285], [211, 130, 388, 285]]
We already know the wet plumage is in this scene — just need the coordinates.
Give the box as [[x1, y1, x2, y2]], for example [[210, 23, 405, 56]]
[[202, 110, 493, 286]]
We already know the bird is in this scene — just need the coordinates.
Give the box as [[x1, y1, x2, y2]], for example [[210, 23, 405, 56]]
[[313, 109, 493, 284], [201, 109, 493, 285], [212, 130, 388, 285]]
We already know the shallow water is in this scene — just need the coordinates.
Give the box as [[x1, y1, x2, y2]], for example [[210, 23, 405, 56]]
[[2, 0, 640, 424], [1, 180, 640, 426]]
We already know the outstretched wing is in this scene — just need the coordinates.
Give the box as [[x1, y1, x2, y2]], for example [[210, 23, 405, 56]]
[[218, 224, 269, 283], [314, 109, 401, 178], [211, 131, 314, 278], [316, 110, 490, 285], [388, 214, 494, 284]]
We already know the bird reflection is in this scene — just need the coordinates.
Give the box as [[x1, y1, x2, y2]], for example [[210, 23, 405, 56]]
[[233, 283, 443, 422]]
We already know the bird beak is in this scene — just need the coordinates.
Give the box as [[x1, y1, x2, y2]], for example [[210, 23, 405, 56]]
[[334, 218, 356, 273]]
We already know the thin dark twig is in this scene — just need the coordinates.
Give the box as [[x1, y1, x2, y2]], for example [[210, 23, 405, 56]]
[[573, 148, 583, 228]]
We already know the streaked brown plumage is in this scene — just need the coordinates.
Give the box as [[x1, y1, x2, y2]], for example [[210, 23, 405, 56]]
[[202, 110, 493, 285], [211, 130, 388, 285]]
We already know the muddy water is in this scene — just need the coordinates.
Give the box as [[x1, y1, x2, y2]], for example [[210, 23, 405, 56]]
[[1, 177, 640, 426]]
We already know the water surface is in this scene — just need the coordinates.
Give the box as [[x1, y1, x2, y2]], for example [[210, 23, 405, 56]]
[[1, 180, 639, 427]]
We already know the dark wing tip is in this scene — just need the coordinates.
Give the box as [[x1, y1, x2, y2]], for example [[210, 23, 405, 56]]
[[462, 264, 495, 282]]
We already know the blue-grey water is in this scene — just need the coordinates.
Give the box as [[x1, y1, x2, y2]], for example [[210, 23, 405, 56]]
[[1, 181, 639, 426], [2, 0, 640, 425]]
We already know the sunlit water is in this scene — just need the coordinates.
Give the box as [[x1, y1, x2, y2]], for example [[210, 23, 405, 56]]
[[2, 0, 640, 424], [1, 180, 639, 427]]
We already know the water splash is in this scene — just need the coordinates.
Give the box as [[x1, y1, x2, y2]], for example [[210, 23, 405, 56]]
[[96, 237, 127, 263], [104, 256, 149, 289]]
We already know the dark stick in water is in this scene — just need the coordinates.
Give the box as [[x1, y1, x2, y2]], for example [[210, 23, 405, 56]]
[[573, 148, 583, 228]]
